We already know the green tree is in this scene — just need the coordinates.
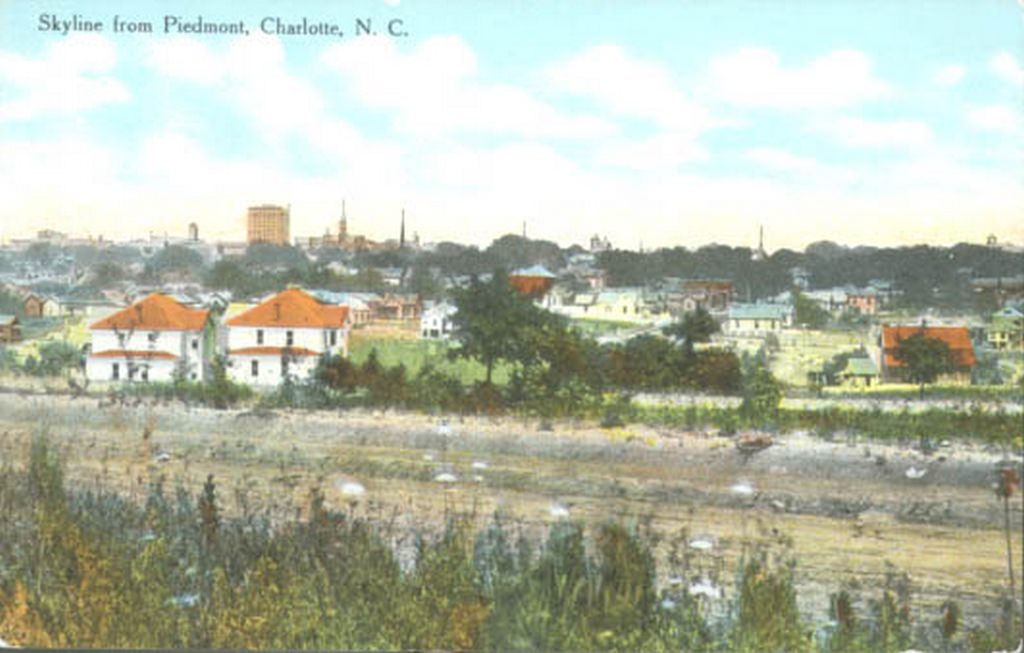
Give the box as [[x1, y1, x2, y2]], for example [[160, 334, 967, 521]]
[[793, 289, 831, 329], [449, 271, 539, 385], [663, 307, 719, 355], [0, 288, 25, 316], [144, 245, 204, 282], [741, 360, 783, 425], [29, 341, 83, 377], [892, 332, 955, 398], [316, 353, 361, 393]]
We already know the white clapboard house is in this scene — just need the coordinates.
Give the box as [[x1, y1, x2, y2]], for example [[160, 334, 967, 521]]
[[85, 293, 211, 383], [225, 287, 350, 387]]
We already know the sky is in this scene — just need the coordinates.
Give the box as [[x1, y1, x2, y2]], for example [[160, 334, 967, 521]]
[[0, 0, 1022, 251]]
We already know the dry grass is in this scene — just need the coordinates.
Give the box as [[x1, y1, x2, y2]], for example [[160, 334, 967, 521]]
[[0, 393, 1018, 626]]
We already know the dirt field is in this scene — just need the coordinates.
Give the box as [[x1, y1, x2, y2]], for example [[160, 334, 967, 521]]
[[0, 392, 1019, 627]]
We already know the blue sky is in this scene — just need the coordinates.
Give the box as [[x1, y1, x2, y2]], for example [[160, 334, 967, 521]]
[[1, 0, 1021, 250]]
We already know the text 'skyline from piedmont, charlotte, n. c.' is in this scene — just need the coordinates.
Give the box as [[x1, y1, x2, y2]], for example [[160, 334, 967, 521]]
[[37, 12, 408, 39]]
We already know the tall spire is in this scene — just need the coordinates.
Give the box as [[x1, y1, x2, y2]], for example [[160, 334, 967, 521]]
[[400, 208, 406, 249], [338, 200, 348, 241]]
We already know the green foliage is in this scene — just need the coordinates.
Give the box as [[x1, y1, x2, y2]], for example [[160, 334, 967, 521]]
[[0, 288, 25, 317], [637, 401, 1021, 446], [732, 552, 812, 652], [24, 340, 82, 377], [740, 360, 784, 426], [662, 307, 719, 354], [449, 270, 549, 384], [89, 261, 126, 288], [825, 589, 870, 652], [143, 245, 204, 282], [893, 332, 956, 397], [0, 346, 18, 373], [821, 348, 866, 386], [0, 442, 1018, 650], [794, 289, 831, 329], [868, 569, 913, 653]]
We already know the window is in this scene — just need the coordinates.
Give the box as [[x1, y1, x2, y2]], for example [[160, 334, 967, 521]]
[[141, 368, 149, 382], [148, 332, 158, 343], [117, 332, 127, 347], [286, 330, 294, 346], [329, 330, 337, 346], [251, 360, 259, 377], [112, 363, 119, 380], [191, 338, 199, 351], [256, 329, 264, 345]]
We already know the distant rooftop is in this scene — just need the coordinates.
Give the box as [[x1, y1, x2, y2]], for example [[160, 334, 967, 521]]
[[729, 303, 791, 320]]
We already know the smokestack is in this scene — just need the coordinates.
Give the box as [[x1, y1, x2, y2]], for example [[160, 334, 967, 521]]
[[400, 209, 406, 249]]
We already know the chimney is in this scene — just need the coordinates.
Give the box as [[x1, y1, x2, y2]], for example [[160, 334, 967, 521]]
[[274, 302, 281, 321], [134, 304, 143, 322]]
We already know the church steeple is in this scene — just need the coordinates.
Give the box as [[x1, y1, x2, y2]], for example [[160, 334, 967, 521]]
[[753, 224, 767, 261], [338, 200, 348, 241]]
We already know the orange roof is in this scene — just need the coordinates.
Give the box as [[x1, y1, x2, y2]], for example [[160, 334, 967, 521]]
[[881, 325, 976, 368], [229, 346, 320, 357], [89, 349, 178, 360], [226, 288, 350, 328], [90, 294, 209, 332]]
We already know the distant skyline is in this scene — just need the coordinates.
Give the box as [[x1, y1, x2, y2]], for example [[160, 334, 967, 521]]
[[1, 0, 1022, 251]]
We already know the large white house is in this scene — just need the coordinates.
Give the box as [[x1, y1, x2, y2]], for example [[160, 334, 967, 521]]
[[225, 287, 350, 387], [85, 294, 211, 383]]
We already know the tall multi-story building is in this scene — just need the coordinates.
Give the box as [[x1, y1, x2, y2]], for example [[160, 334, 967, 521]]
[[246, 204, 290, 245]]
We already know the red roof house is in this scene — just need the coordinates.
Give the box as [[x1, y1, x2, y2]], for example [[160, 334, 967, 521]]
[[880, 325, 976, 382]]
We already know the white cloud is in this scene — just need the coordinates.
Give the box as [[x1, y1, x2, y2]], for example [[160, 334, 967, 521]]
[[594, 133, 707, 171], [545, 45, 719, 134], [704, 47, 890, 109], [966, 105, 1020, 133], [322, 35, 614, 139], [0, 34, 129, 122], [147, 37, 224, 84], [744, 148, 820, 173], [822, 117, 933, 148], [991, 51, 1024, 85], [933, 64, 966, 87]]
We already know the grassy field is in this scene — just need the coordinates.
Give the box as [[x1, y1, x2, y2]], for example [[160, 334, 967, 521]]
[[1, 393, 1019, 631], [768, 329, 868, 387], [349, 330, 513, 385]]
